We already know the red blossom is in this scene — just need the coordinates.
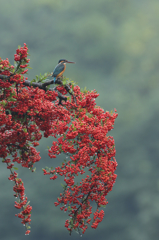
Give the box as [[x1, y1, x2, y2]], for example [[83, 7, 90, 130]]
[[14, 43, 29, 61], [25, 230, 31, 235], [1, 44, 118, 236]]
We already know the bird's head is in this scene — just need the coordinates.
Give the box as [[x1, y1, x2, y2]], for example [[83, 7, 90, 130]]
[[58, 59, 75, 64]]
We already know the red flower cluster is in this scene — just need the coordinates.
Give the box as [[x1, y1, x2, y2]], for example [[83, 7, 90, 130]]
[[6, 161, 32, 235], [0, 58, 14, 77], [0, 44, 118, 236], [13, 43, 30, 75], [14, 43, 29, 62], [46, 86, 118, 234]]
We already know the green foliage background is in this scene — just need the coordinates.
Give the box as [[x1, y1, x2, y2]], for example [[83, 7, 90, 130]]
[[1, 0, 159, 239]]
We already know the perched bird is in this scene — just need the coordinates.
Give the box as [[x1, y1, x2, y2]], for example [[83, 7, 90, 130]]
[[52, 59, 75, 83]]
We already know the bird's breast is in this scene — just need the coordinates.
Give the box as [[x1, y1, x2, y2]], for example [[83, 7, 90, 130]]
[[56, 64, 66, 78]]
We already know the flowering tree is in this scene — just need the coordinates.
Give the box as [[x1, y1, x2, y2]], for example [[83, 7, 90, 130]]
[[0, 44, 118, 236]]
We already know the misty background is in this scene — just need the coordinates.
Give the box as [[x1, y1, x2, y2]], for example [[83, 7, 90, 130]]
[[0, 0, 159, 239]]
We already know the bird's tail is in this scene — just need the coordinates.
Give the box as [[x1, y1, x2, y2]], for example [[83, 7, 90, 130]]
[[53, 77, 56, 83]]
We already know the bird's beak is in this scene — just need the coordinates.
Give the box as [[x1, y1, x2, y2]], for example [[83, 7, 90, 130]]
[[66, 61, 75, 64]]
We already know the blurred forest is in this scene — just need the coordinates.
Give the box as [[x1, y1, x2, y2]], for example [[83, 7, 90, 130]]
[[1, 0, 159, 240]]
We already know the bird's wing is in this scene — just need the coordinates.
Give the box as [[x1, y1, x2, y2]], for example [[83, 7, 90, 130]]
[[52, 63, 65, 77]]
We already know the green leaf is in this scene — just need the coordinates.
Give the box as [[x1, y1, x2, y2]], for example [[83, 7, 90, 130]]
[[12, 167, 19, 170], [8, 97, 17, 102], [23, 128, 27, 133], [63, 79, 67, 85], [1, 100, 7, 106], [26, 225, 31, 230]]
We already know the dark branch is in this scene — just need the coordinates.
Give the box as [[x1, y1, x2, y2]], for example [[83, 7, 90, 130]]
[[0, 75, 73, 105]]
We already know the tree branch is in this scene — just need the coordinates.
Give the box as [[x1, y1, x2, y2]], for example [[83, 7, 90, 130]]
[[0, 75, 71, 105]]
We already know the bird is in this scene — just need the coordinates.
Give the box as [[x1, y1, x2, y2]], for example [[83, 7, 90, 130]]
[[52, 59, 75, 83]]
